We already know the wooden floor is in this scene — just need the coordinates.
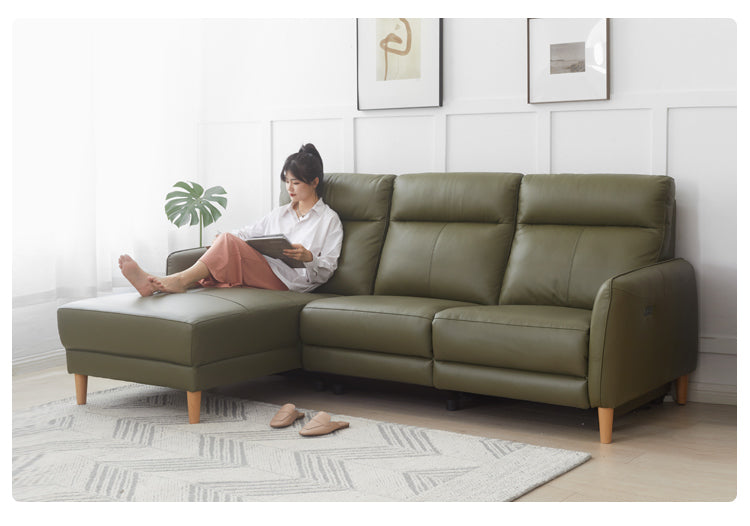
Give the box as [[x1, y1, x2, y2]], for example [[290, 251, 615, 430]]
[[12, 365, 737, 502]]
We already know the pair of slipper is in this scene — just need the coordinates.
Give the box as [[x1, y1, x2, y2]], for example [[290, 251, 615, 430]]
[[270, 403, 350, 436]]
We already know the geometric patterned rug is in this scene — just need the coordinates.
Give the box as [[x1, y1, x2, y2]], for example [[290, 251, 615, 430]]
[[12, 384, 590, 502]]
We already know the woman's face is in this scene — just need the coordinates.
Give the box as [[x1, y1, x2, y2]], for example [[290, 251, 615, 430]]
[[285, 172, 318, 204]]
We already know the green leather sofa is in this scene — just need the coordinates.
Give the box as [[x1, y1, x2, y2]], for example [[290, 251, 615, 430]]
[[57, 172, 698, 443]]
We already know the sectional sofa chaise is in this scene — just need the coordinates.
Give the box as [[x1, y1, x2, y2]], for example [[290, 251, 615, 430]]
[[57, 172, 698, 443]]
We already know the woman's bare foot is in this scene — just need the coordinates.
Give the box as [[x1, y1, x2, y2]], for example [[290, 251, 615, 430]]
[[149, 260, 210, 293], [148, 274, 189, 294], [119, 255, 157, 297]]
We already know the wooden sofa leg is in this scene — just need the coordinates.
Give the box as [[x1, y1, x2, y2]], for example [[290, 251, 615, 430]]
[[676, 374, 689, 405], [598, 407, 614, 444], [187, 391, 201, 424], [75, 374, 88, 405]]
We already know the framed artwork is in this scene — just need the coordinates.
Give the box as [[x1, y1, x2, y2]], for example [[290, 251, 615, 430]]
[[527, 18, 609, 104], [356, 18, 443, 110]]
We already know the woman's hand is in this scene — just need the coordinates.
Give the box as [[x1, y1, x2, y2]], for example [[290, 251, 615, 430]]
[[283, 243, 313, 263]]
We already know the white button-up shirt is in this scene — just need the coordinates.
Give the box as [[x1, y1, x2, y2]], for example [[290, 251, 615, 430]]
[[229, 199, 343, 292]]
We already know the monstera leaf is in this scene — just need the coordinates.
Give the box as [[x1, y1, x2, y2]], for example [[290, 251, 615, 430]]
[[165, 181, 228, 246]]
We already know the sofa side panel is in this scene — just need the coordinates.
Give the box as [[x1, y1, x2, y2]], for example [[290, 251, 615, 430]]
[[588, 258, 699, 408]]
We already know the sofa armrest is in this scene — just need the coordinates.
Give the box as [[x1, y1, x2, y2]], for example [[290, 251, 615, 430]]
[[588, 258, 698, 408], [165, 247, 208, 275]]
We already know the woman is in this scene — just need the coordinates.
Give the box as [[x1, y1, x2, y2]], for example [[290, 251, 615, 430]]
[[119, 143, 343, 296]]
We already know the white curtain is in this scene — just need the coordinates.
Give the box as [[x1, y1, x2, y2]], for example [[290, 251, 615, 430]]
[[13, 20, 203, 363]]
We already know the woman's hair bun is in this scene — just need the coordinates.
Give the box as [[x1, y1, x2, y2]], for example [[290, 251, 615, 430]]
[[299, 143, 322, 163]]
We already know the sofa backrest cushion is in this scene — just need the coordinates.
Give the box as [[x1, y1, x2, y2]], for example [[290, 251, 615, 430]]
[[281, 173, 396, 295], [499, 173, 676, 309], [374, 172, 523, 304]]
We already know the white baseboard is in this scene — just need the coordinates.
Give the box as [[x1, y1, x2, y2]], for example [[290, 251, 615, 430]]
[[688, 381, 737, 405], [665, 381, 737, 405], [13, 348, 67, 376]]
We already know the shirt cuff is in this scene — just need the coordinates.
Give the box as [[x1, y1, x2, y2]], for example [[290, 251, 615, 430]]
[[303, 253, 317, 272]]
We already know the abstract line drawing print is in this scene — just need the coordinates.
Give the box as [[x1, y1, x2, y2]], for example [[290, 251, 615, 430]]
[[376, 18, 421, 81]]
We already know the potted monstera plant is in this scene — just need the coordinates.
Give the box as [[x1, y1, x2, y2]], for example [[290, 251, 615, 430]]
[[165, 181, 228, 246]]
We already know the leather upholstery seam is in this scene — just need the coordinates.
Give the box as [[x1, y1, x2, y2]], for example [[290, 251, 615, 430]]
[[497, 179, 522, 300], [305, 345, 433, 361], [655, 189, 671, 261], [517, 223, 660, 231], [194, 346, 298, 368], [66, 346, 296, 369], [66, 348, 195, 368], [435, 359, 588, 380], [371, 177, 396, 293], [62, 308, 262, 327], [384, 219, 517, 224], [196, 292, 307, 313], [436, 317, 590, 332], [303, 306, 443, 321], [370, 219, 390, 293], [60, 308, 204, 325], [565, 227, 585, 305], [192, 294, 256, 312], [428, 223, 450, 296], [596, 281, 615, 408], [609, 286, 651, 300]]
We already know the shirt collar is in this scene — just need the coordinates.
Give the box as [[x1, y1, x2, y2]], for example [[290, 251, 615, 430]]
[[284, 198, 325, 218]]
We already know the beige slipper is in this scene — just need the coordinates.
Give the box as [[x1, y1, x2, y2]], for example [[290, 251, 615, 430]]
[[270, 403, 305, 428], [299, 411, 350, 437]]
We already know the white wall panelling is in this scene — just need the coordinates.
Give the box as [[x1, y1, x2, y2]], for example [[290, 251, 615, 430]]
[[668, 107, 737, 338], [354, 116, 437, 174], [550, 109, 653, 174], [446, 112, 538, 173]]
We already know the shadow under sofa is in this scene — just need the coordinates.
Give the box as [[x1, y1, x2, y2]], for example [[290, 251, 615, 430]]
[[57, 172, 698, 444]]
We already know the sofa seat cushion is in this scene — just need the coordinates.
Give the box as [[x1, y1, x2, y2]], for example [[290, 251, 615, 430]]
[[300, 295, 473, 358], [58, 288, 330, 367], [433, 305, 592, 377]]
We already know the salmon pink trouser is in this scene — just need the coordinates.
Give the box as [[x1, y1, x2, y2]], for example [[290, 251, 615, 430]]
[[198, 233, 288, 291]]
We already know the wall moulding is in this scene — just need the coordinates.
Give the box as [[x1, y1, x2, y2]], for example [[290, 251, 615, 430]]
[[445, 88, 734, 115], [699, 336, 738, 356], [199, 88, 735, 133]]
